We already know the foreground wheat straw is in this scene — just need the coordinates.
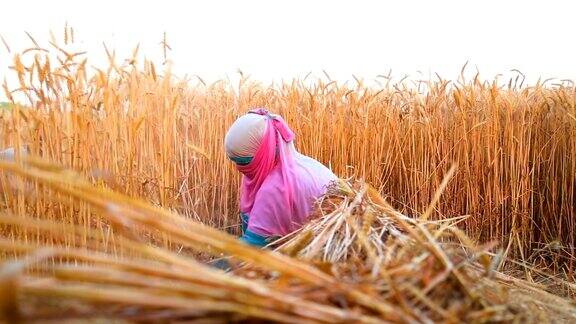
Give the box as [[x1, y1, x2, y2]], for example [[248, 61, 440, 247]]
[[2, 35, 574, 267], [0, 30, 574, 321]]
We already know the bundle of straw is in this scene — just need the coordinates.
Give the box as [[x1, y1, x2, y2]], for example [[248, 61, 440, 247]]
[[0, 158, 575, 323], [270, 180, 576, 322]]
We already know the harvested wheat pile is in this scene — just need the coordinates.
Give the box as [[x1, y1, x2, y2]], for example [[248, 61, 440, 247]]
[[0, 158, 575, 323], [268, 179, 576, 322]]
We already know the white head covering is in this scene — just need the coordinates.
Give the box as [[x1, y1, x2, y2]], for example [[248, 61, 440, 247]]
[[224, 113, 268, 158]]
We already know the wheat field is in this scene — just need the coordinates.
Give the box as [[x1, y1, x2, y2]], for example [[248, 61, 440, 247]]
[[0, 28, 576, 322], [0, 31, 574, 271]]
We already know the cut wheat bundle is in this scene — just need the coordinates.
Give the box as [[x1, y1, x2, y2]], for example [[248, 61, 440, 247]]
[[0, 158, 574, 323]]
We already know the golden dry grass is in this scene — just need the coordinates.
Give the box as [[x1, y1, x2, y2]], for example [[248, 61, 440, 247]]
[[1, 159, 575, 322], [0, 31, 574, 274]]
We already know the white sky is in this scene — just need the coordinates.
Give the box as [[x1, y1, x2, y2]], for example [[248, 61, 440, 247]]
[[1, 0, 575, 89]]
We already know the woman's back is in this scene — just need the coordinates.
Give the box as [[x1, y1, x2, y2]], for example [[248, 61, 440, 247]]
[[247, 151, 337, 237]]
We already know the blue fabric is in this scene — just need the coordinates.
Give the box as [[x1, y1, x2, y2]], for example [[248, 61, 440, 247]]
[[229, 156, 253, 165], [240, 229, 269, 247], [240, 212, 249, 234], [211, 258, 231, 271]]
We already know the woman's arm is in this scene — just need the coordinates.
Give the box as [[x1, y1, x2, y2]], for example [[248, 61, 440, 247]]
[[239, 212, 269, 247], [240, 212, 249, 234]]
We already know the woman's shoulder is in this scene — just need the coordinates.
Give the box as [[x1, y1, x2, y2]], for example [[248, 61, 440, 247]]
[[294, 154, 337, 181]]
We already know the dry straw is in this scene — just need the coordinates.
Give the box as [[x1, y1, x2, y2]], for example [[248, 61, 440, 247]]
[[0, 31, 574, 272], [0, 30, 575, 321], [0, 158, 574, 322]]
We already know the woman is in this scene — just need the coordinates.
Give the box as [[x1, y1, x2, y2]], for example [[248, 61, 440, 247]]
[[225, 108, 337, 247]]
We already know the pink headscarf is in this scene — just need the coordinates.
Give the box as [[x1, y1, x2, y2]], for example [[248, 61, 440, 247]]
[[235, 108, 296, 215]]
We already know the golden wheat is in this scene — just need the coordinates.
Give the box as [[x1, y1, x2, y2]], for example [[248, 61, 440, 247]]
[[0, 32, 574, 274]]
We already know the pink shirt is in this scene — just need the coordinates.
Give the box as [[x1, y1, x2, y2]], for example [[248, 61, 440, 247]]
[[247, 153, 337, 237]]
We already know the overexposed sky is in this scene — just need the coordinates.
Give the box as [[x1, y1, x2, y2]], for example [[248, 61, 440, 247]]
[[1, 0, 575, 88]]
